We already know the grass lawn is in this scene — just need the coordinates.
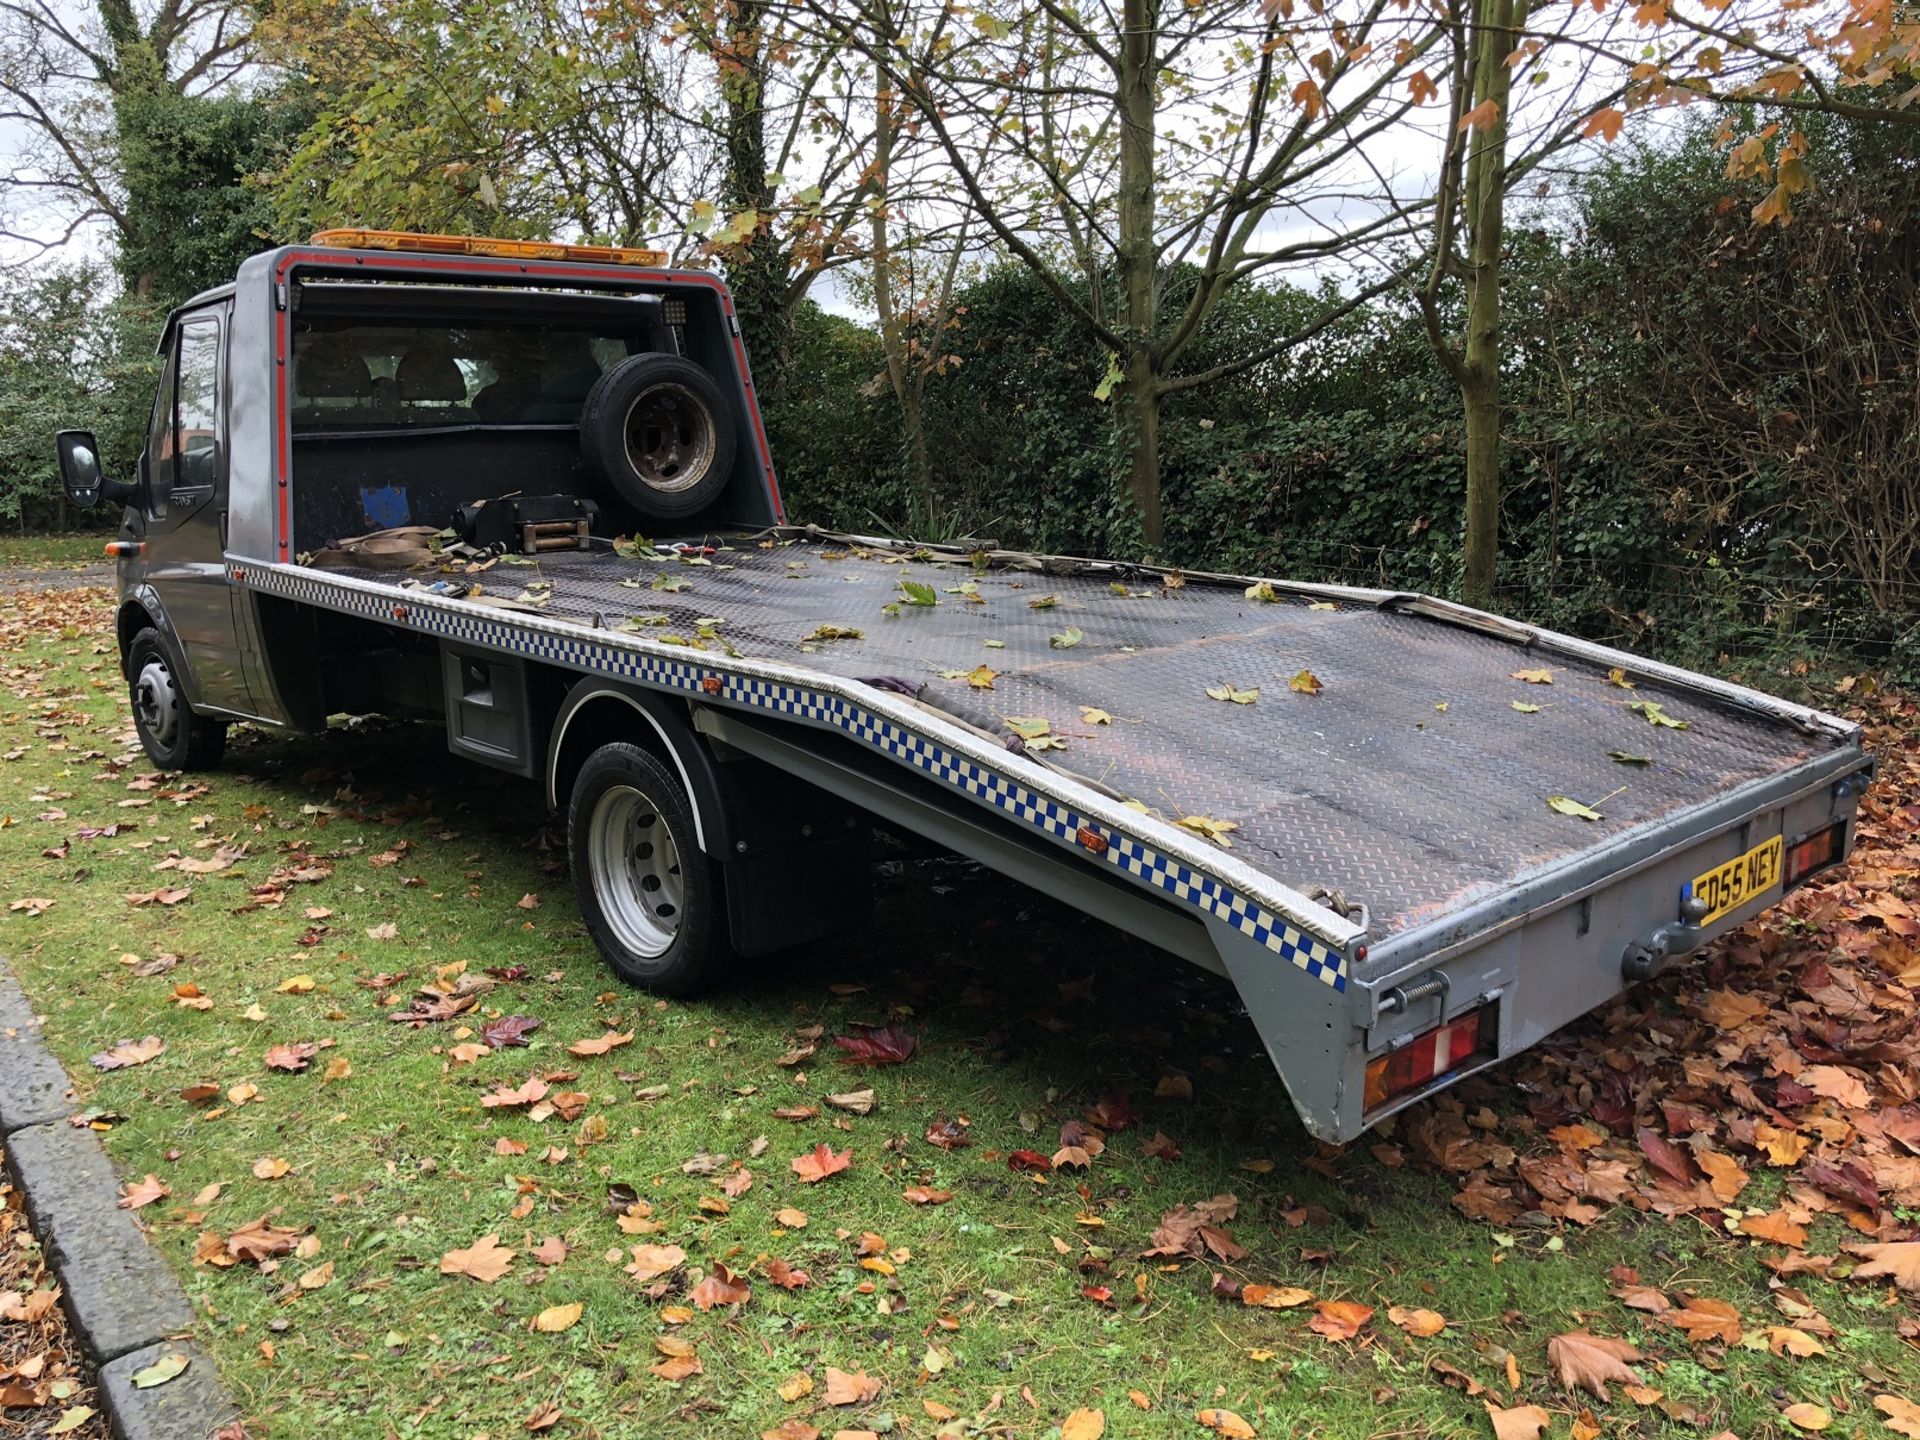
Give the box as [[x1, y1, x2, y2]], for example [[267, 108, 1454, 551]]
[[1, 548, 1915, 1440], [0, 533, 111, 570]]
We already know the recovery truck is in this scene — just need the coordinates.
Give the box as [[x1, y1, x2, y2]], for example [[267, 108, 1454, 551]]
[[54, 228, 1874, 1143]]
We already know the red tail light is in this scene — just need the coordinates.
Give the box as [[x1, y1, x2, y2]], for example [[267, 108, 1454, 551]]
[[1785, 823, 1843, 887], [1365, 1008, 1489, 1111]]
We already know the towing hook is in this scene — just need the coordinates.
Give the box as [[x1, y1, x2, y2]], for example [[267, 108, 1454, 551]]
[[1622, 895, 1711, 981]]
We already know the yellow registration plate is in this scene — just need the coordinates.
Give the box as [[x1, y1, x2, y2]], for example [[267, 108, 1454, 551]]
[[1686, 834, 1784, 926]]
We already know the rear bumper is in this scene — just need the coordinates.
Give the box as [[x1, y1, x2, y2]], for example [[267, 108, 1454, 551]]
[[1217, 745, 1873, 1143]]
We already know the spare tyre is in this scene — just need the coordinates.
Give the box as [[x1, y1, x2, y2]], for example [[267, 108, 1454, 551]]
[[580, 353, 737, 521]]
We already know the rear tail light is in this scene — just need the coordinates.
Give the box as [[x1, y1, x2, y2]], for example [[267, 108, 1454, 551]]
[[1785, 823, 1844, 887], [1365, 1007, 1490, 1112]]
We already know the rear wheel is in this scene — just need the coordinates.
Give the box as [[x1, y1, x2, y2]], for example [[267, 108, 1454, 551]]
[[127, 628, 226, 771], [568, 742, 725, 995]]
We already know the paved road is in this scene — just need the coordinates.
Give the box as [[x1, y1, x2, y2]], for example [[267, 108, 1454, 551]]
[[0, 563, 113, 591]]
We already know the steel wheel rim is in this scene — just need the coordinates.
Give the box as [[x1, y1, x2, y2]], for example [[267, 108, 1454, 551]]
[[134, 658, 181, 748], [589, 783, 685, 958], [623, 383, 715, 493]]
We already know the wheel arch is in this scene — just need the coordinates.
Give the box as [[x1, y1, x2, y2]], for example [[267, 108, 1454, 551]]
[[546, 681, 724, 853], [116, 591, 203, 708]]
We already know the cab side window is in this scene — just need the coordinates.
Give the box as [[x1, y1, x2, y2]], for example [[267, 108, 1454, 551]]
[[144, 316, 222, 521], [174, 319, 221, 490], [143, 340, 179, 521]]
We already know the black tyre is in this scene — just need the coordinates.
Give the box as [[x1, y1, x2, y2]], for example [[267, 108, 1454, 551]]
[[579, 354, 737, 522], [568, 741, 726, 995], [127, 628, 227, 771]]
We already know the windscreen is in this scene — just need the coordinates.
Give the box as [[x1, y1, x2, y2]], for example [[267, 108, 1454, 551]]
[[290, 320, 648, 431]]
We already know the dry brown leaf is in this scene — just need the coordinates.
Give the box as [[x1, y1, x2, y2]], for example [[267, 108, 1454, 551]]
[[1547, 1331, 1642, 1400], [1739, 1212, 1808, 1248], [1781, 1403, 1831, 1432], [1484, 1403, 1551, 1440], [791, 1144, 852, 1184], [624, 1244, 687, 1281], [1061, 1409, 1105, 1440], [1309, 1299, 1373, 1340], [1851, 1241, 1920, 1291], [823, 1367, 881, 1406], [1696, 1150, 1749, 1203], [1241, 1285, 1313, 1309], [688, 1263, 751, 1311], [296, 1261, 333, 1291], [118, 1173, 170, 1210], [1668, 1296, 1743, 1344], [1388, 1305, 1448, 1337], [89, 1035, 166, 1071], [1196, 1409, 1257, 1438], [567, 1030, 634, 1057], [531, 1302, 582, 1333], [1874, 1397, 1920, 1439], [440, 1233, 514, 1283], [777, 1373, 813, 1403], [1799, 1064, 1871, 1110]]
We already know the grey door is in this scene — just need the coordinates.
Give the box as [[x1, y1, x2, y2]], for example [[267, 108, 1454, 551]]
[[142, 308, 256, 716]]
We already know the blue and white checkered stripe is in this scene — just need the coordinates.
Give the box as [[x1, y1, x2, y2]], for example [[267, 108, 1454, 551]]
[[238, 563, 1349, 989]]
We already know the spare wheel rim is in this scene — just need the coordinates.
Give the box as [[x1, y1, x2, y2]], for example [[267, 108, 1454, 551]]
[[623, 382, 716, 493]]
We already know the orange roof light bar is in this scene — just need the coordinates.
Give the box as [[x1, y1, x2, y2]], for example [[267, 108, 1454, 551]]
[[308, 228, 667, 267]]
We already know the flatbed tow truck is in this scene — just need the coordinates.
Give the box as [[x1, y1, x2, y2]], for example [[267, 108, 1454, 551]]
[[55, 229, 1874, 1143]]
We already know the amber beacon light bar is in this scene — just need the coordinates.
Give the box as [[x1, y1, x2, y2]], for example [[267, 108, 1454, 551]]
[[308, 229, 669, 267]]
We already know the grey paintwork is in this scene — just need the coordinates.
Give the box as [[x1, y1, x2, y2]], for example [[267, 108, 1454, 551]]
[[103, 248, 1876, 1143]]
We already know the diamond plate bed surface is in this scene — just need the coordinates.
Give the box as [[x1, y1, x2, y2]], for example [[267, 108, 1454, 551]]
[[342, 536, 1840, 939]]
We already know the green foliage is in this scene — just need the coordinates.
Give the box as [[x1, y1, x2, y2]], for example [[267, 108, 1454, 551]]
[[771, 115, 1919, 686], [0, 267, 162, 533], [762, 302, 903, 533], [116, 81, 315, 305]]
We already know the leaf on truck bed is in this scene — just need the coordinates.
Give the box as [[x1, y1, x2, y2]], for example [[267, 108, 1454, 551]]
[[1050, 626, 1084, 648], [898, 579, 938, 607], [1206, 684, 1259, 705], [1628, 699, 1690, 729], [1176, 815, 1239, 848], [1288, 669, 1323, 695], [1511, 668, 1555, 684], [1546, 795, 1603, 821]]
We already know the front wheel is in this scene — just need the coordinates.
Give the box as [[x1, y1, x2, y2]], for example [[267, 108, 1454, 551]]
[[126, 628, 227, 771], [568, 742, 726, 995]]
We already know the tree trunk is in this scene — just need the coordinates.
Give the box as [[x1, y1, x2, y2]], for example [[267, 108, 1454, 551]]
[[720, 0, 790, 408], [1121, 368, 1161, 549], [1456, 0, 1522, 611], [867, 92, 938, 532], [1116, 0, 1162, 549], [902, 386, 934, 529]]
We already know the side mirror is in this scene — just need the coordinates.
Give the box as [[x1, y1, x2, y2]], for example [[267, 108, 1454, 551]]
[[55, 430, 133, 509]]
